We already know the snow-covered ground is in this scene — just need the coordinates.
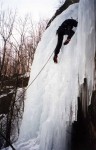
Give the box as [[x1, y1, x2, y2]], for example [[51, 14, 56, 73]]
[[3, 0, 96, 149]]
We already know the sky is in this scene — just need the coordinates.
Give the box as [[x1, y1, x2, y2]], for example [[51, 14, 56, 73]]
[[0, 0, 61, 22]]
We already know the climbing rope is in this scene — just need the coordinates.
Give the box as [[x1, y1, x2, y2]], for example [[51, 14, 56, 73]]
[[0, 50, 54, 99], [0, 50, 54, 149], [15, 50, 55, 102]]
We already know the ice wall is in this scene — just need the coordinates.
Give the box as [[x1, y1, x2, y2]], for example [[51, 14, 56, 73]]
[[13, 0, 96, 150], [77, 0, 95, 98]]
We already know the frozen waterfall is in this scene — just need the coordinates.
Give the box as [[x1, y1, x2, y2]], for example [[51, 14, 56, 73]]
[[6, 0, 96, 149]]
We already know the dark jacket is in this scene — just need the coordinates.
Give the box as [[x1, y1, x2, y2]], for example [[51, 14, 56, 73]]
[[57, 19, 78, 35]]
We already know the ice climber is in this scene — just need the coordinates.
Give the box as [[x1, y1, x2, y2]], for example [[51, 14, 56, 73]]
[[53, 19, 78, 63]]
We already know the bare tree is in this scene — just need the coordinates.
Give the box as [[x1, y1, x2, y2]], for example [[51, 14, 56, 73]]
[[0, 9, 48, 148], [0, 9, 16, 78]]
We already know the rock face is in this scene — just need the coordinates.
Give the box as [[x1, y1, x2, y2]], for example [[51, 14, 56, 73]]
[[71, 79, 96, 150]]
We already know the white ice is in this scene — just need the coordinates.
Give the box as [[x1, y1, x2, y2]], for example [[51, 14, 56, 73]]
[[3, 0, 96, 150]]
